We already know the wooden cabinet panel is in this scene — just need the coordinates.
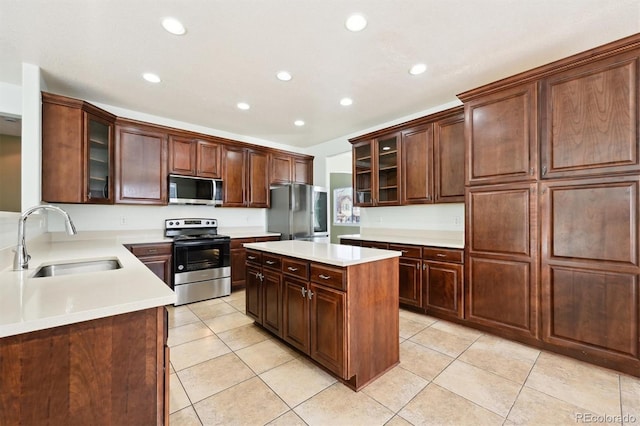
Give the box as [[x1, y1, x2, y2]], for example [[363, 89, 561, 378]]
[[540, 51, 640, 179], [245, 264, 262, 322], [270, 153, 293, 184], [361, 241, 389, 249], [262, 269, 282, 337], [168, 135, 196, 175], [389, 244, 422, 259], [282, 276, 310, 353], [310, 263, 346, 291], [376, 133, 401, 205], [294, 157, 313, 184], [401, 125, 433, 204], [339, 238, 362, 246], [115, 124, 167, 204], [282, 257, 309, 280], [222, 145, 246, 207], [196, 140, 221, 178], [465, 83, 538, 185], [353, 140, 374, 206], [398, 257, 422, 307], [310, 284, 346, 377], [424, 261, 463, 319], [434, 112, 465, 202], [423, 247, 463, 263], [247, 149, 269, 207], [126, 244, 172, 287]]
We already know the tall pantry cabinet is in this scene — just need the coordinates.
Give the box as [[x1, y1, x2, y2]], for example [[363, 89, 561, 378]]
[[458, 33, 640, 375]]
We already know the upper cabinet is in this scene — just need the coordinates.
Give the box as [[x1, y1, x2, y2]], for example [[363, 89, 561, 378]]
[[351, 105, 464, 207], [270, 152, 314, 185], [114, 119, 168, 205], [540, 49, 640, 179], [222, 145, 269, 208], [42, 92, 116, 204], [168, 134, 221, 178]]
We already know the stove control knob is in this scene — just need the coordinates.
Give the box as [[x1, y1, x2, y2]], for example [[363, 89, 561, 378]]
[[178, 265, 184, 271], [169, 221, 174, 226], [206, 221, 210, 225], [175, 221, 180, 226]]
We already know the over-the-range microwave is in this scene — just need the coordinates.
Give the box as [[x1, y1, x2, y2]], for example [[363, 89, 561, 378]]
[[168, 174, 223, 206]]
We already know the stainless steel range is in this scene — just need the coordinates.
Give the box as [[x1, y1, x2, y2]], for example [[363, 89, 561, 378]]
[[165, 218, 231, 306]]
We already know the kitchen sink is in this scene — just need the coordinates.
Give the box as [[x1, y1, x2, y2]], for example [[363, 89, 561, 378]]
[[33, 258, 122, 278]]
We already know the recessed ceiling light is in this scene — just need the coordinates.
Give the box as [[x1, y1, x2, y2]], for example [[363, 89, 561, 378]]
[[409, 63, 427, 75], [237, 102, 250, 110], [340, 97, 353, 106], [162, 17, 186, 35], [276, 71, 292, 81], [345, 14, 367, 32], [294, 120, 305, 126], [142, 73, 161, 83]]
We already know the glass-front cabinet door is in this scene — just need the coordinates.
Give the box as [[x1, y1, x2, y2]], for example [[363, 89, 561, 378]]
[[353, 140, 374, 206], [375, 133, 400, 205], [85, 113, 113, 203]]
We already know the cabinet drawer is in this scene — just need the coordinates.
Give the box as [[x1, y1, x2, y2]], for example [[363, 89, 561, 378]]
[[361, 241, 390, 249], [310, 263, 346, 291], [129, 243, 172, 257], [262, 253, 282, 270], [231, 237, 254, 249], [340, 238, 362, 246], [389, 244, 421, 259], [423, 247, 463, 263], [245, 250, 262, 265], [282, 257, 309, 280], [255, 236, 280, 243]]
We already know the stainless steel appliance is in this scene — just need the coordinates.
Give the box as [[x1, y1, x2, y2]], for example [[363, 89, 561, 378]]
[[168, 174, 223, 206], [267, 183, 329, 241], [165, 218, 230, 305]]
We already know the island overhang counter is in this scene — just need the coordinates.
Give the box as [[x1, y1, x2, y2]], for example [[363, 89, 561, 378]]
[[243, 240, 401, 391]]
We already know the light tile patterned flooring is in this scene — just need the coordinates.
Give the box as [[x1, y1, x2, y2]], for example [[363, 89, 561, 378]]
[[168, 290, 640, 425]]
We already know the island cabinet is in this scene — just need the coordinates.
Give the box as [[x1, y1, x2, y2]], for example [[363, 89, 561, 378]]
[[168, 134, 221, 178], [245, 242, 400, 390], [245, 250, 283, 337], [114, 119, 168, 205], [222, 145, 270, 207], [42, 92, 117, 204], [125, 242, 173, 287], [231, 236, 280, 290], [0, 307, 170, 425]]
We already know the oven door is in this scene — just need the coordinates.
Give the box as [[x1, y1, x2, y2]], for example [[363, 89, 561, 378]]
[[173, 238, 230, 274]]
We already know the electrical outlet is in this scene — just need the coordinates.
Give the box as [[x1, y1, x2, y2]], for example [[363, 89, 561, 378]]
[[454, 216, 462, 225], [120, 216, 127, 225]]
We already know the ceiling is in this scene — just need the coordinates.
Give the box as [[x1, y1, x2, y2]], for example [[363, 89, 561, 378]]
[[1, 1, 638, 149]]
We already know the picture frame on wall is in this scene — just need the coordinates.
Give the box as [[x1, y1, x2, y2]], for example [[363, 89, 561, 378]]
[[333, 187, 360, 225]]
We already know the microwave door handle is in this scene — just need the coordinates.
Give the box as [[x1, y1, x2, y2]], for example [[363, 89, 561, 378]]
[[212, 181, 217, 204]]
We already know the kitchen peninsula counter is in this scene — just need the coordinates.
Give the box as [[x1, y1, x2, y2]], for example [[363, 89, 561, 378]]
[[243, 240, 400, 391]]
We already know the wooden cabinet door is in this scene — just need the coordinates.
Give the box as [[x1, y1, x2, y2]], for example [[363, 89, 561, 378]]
[[423, 261, 463, 319], [540, 176, 640, 363], [245, 264, 262, 323], [398, 257, 422, 307], [294, 157, 313, 184], [310, 284, 346, 377], [401, 125, 433, 204], [168, 135, 196, 175], [196, 140, 221, 178], [262, 269, 283, 337], [230, 247, 247, 289], [222, 145, 246, 206], [465, 82, 538, 185], [466, 183, 539, 338], [282, 276, 310, 353], [540, 50, 640, 179], [115, 124, 167, 204], [375, 133, 401, 206], [247, 149, 269, 207], [353, 140, 375, 207], [434, 112, 465, 203], [270, 153, 293, 184]]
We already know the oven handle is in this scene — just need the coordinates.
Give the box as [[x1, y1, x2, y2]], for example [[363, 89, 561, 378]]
[[174, 239, 229, 248]]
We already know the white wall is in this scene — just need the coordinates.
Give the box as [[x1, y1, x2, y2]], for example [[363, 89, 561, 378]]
[[360, 204, 464, 232], [0, 82, 21, 116]]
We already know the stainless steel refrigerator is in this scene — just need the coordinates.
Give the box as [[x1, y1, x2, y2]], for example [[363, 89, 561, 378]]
[[267, 183, 329, 241]]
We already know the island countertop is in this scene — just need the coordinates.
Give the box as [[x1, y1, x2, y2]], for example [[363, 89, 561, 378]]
[[243, 240, 401, 267], [0, 238, 176, 338]]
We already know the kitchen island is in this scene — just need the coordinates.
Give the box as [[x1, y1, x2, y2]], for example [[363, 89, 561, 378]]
[[243, 240, 401, 391], [0, 237, 175, 425]]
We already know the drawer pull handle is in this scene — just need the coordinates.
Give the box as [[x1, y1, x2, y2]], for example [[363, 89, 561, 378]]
[[436, 254, 447, 257], [301, 287, 307, 297], [318, 274, 331, 280], [248, 255, 257, 260], [265, 260, 275, 265], [288, 267, 298, 272], [401, 250, 408, 253], [148, 249, 157, 254], [307, 290, 314, 300]]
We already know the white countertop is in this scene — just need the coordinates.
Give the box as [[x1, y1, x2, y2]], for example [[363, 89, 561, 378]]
[[337, 232, 464, 249], [243, 240, 401, 267], [0, 239, 176, 338]]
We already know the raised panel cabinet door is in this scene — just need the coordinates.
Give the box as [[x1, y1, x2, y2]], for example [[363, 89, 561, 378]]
[[310, 284, 346, 378], [423, 261, 463, 318], [401, 125, 433, 204], [434, 113, 465, 203], [222, 146, 246, 206], [294, 158, 313, 184], [247, 149, 270, 207], [140, 255, 172, 287], [398, 257, 422, 307], [196, 140, 221, 178], [540, 50, 640, 179], [245, 264, 262, 323], [262, 270, 283, 337], [168, 135, 196, 175], [282, 277, 310, 353], [230, 247, 248, 289], [270, 153, 293, 184], [115, 125, 167, 204], [465, 82, 538, 185]]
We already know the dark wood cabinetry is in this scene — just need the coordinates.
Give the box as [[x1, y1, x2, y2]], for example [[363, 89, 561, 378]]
[[42, 92, 116, 204], [0, 307, 169, 425], [222, 146, 269, 207], [434, 112, 465, 202], [389, 244, 422, 307], [423, 247, 464, 319], [126, 243, 173, 287], [270, 152, 314, 185], [294, 157, 313, 184], [352, 134, 401, 207], [401, 125, 433, 204], [231, 236, 280, 290], [114, 120, 168, 205], [168, 135, 221, 178]]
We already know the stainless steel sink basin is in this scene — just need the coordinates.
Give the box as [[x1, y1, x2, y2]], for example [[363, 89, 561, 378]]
[[33, 258, 122, 278]]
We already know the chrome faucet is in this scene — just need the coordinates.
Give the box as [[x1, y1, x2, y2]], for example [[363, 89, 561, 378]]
[[13, 205, 77, 271]]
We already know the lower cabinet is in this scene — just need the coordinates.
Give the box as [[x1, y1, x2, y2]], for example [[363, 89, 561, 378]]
[[126, 242, 173, 287], [423, 247, 464, 319], [390, 244, 423, 308], [0, 307, 169, 425], [231, 236, 280, 291]]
